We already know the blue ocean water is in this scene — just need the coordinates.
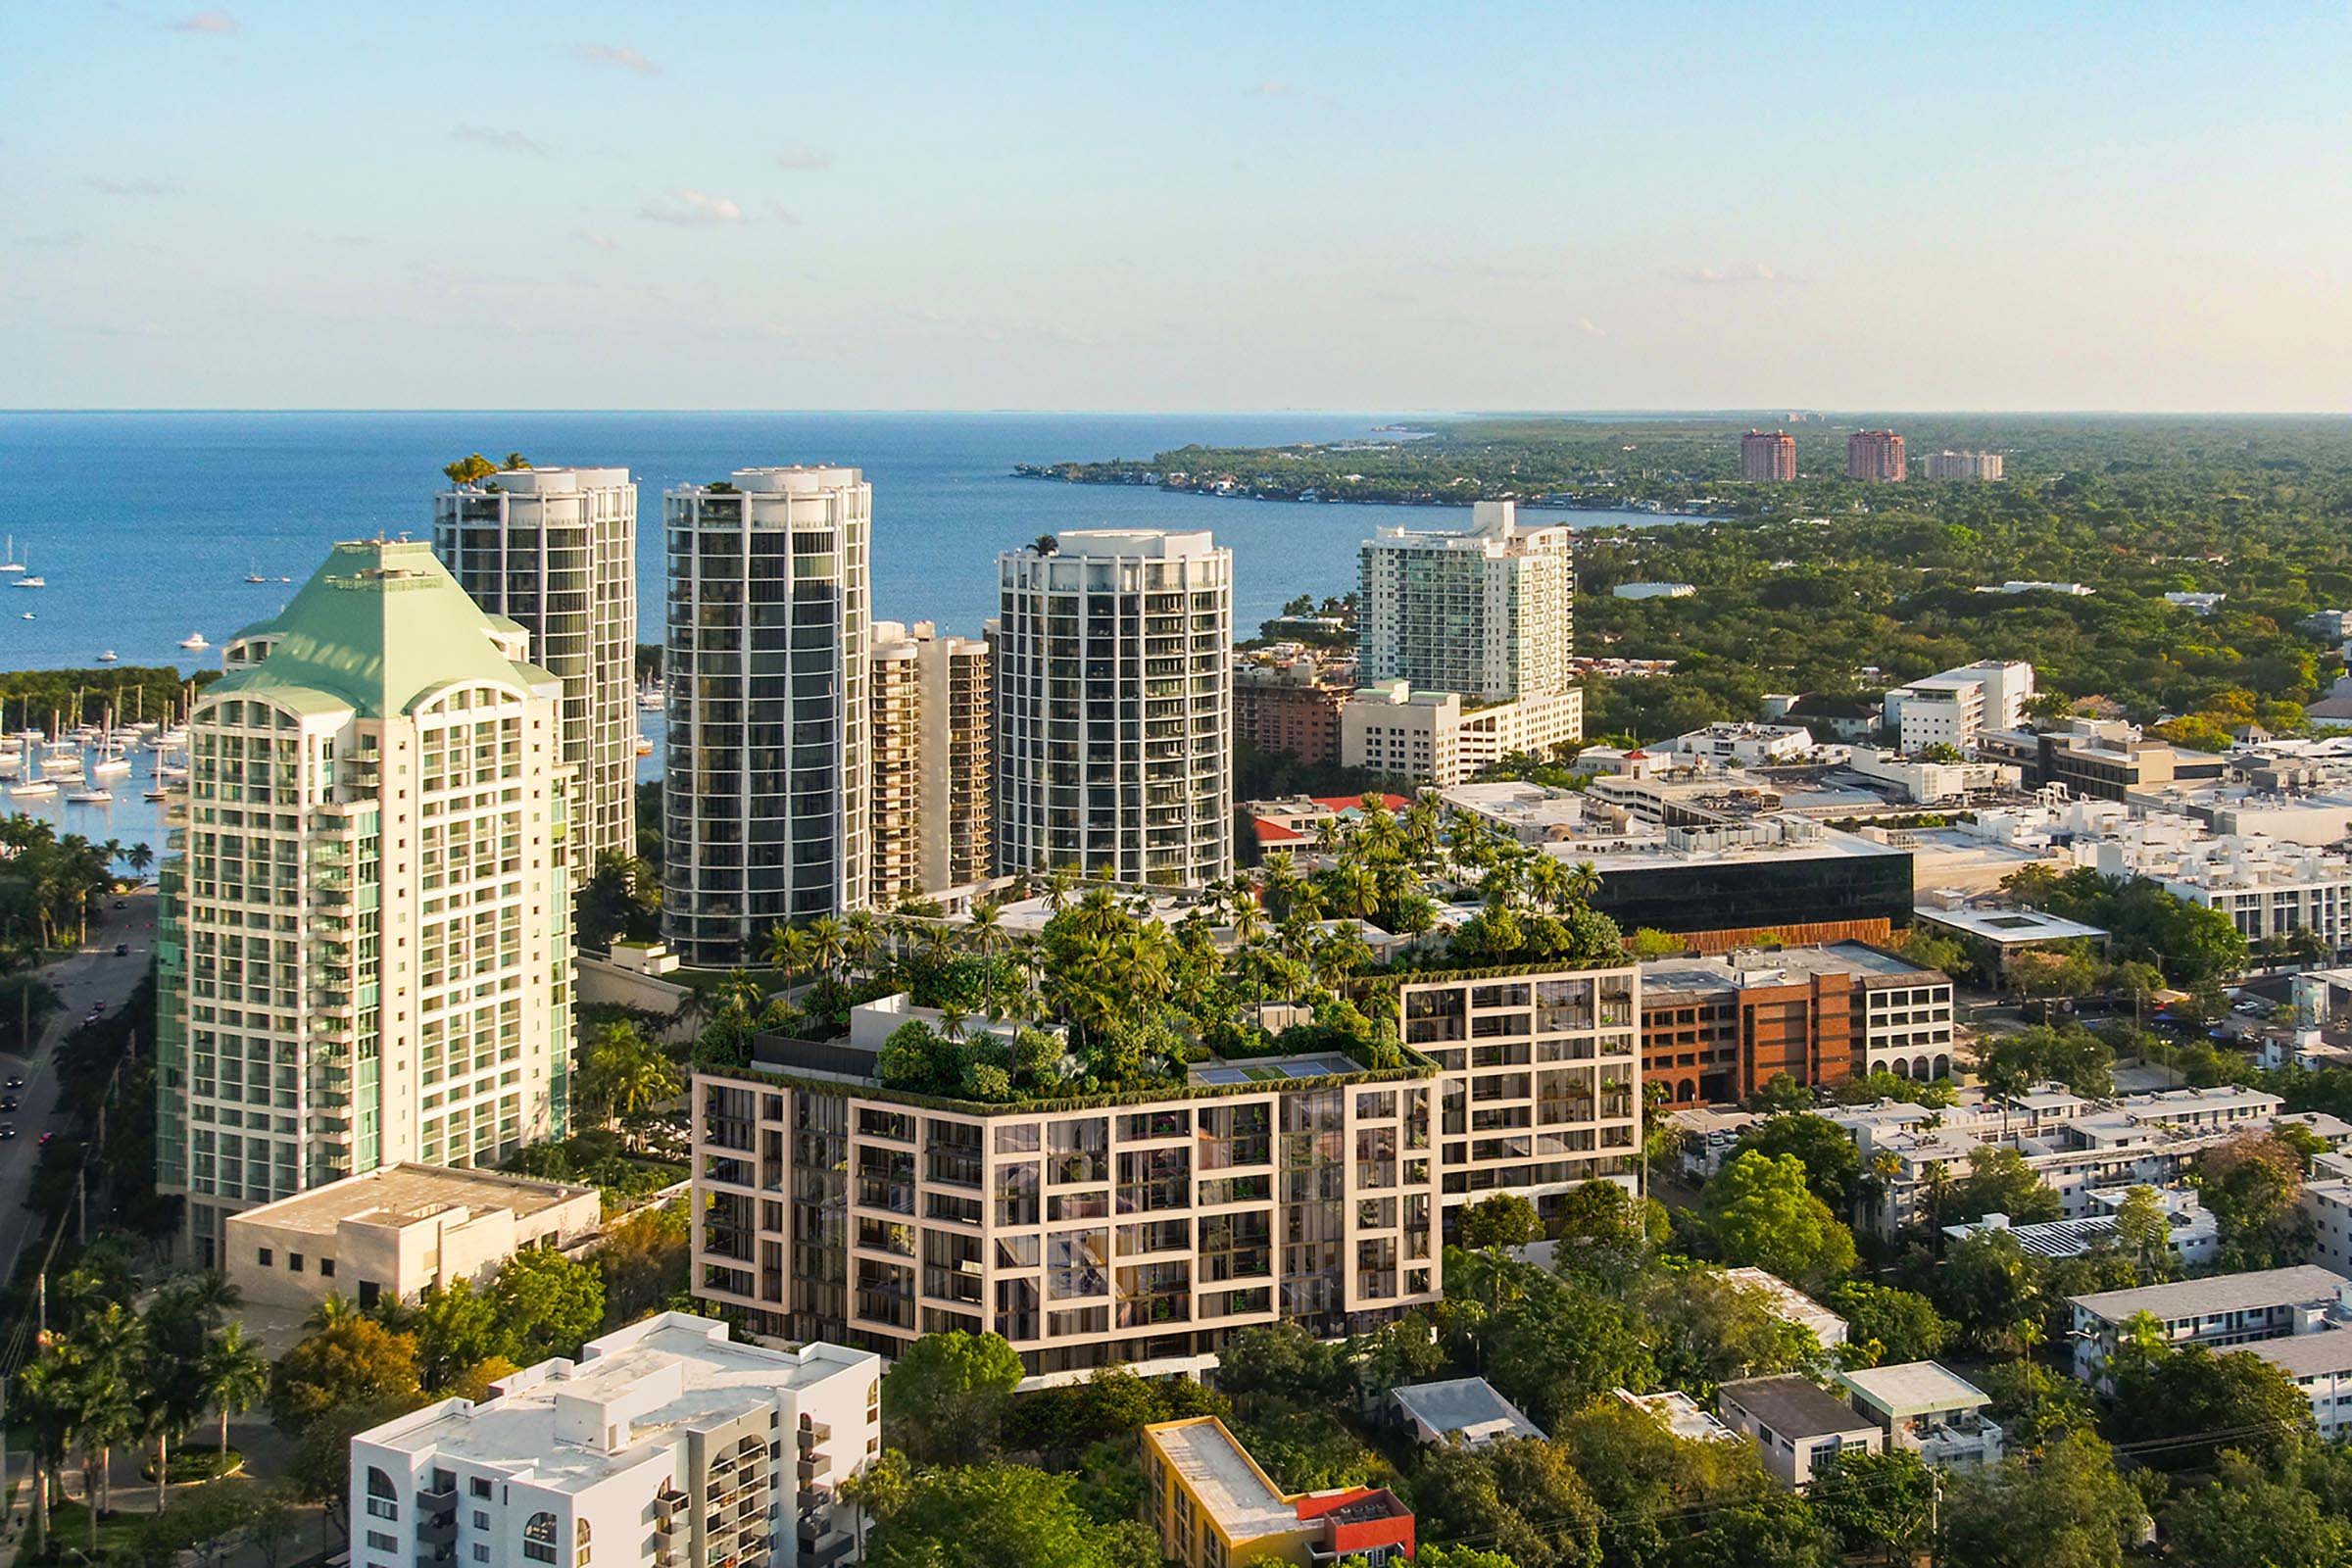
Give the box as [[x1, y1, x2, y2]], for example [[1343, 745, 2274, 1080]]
[[0, 411, 1681, 856]]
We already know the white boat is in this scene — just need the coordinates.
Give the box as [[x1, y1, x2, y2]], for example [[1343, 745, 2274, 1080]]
[[92, 757, 130, 780], [180, 632, 210, 650], [160, 763, 189, 782], [65, 788, 112, 805], [143, 787, 169, 802], [638, 685, 665, 710], [0, 536, 24, 574], [96, 651, 118, 663], [9, 780, 56, 800], [0, 757, 20, 781], [18, 613, 30, 621], [13, 577, 44, 590]]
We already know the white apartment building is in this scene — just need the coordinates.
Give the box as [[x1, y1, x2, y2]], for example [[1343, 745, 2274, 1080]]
[[2071, 817, 2352, 951], [1834, 1083, 2311, 1235], [350, 1313, 880, 1568], [1358, 502, 1575, 704], [992, 529, 1232, 886], [870, 619, 991, 906], [1922, 451, 2005, 481], [1339, 683, 1583, 788], [1659, 722, 1817, 765], [434, 466, 638, 885], [2068, 1266, 2348, 1386], [662, 467, 872, 964], [156, 541, 576, 1267], [1884, 661, 2034, 756]]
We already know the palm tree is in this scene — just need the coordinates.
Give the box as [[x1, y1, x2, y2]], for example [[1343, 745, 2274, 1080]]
[[765, 924, 811, 990], [808, 915, 848, 986], [74, 1358, 140, 1544], [19, 1351, 75, 1550], [844, 908, 885, 977], [966, 900, 1006, 1015], [303, 1294, 366, 1333], [197, 1322, 268, 1461]]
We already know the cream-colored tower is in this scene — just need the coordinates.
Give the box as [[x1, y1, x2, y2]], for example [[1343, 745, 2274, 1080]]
[[870, 619, 992, 907], [156, 540, 575, 1266]]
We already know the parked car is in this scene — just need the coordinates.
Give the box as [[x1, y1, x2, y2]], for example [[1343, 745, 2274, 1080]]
[[114, 943, 129, 956]]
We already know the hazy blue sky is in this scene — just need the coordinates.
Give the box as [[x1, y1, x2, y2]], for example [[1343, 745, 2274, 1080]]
[[7, 2, 2350, 411]]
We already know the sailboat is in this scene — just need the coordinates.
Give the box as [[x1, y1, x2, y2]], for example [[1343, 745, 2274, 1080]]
[[13, 550, 44, 589], [0, 536, 25, 575]]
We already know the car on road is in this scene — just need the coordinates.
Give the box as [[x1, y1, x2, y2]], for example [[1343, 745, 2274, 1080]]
[[0, 1127, 16, 1141], [6, 1076, 23, 1091], [114, 943, 129, 956], [112, 900, 125, 909], [1, 1097, 20, 1113], [36, 1132, 53, 1147]]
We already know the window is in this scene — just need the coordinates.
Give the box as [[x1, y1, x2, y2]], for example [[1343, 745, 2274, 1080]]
[[575, 1519, 591, 1566], [523, 1511, 560, 1564], [289, 1252, 305, 1273], [368, 1531, 399, 1551], [473, 1548, 491, 1563], [320, 1257, 335, 1279], [365, 1466, 398, 1521], [469, 1478, 492, 1498], [258, 1247, 273, 1266]]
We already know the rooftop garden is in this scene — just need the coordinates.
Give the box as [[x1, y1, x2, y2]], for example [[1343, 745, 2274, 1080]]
[[686, 794, 1627, 1107]]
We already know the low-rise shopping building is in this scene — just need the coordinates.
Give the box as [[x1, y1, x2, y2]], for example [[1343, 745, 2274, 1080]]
[[1716, 1375, 1884, 1489], [1833, 1361, 2003, 1468], [348, 1313, 880, 1568], [1977, 717, 2229, 803], [1143, 1417, 1414, 1567]]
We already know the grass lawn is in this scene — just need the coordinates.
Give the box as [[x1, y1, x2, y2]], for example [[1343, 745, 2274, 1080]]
[[33, 1499, 149, 1557], [143, 1445, 243, 1483]]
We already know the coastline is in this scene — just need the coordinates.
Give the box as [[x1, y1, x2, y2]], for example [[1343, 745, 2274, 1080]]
[[1008, 466, 1727, 520]]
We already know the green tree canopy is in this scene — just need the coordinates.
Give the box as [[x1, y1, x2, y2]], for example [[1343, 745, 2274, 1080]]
[[882, 1330, 1026, 1464], [1699, 1151, 1858, 1289]]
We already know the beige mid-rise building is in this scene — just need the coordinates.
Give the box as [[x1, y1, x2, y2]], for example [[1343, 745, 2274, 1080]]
[[1340, 683, 1583, 787], [870, 619, 991, 907], [688, 963, 1640, 1378], [156, 540, 576, 1268]]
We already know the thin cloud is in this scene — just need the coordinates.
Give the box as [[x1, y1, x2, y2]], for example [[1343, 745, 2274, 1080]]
[[1675, 263, 1789, 286], [452, 125, 548, 156], [774, 148, 832, 172], [573, 43, 658, 74], [167, 9, 239, 33], [640, 189, 745, 226], [1571, 317, 1607, 338], [573, 228, 620, 252], [86, 175, 178, 196]]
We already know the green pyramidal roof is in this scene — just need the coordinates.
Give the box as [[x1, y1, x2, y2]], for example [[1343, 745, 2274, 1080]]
[[212, 539, 541, 719]]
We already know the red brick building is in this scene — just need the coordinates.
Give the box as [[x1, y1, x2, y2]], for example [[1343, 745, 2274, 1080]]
[[1741, 429, 1797, 481], [1236, 656, 1351, 766], [1846, 429, 1907, 481]]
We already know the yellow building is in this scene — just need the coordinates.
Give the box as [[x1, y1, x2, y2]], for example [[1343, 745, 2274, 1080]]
[[1141, 1417, 1414, 1568]]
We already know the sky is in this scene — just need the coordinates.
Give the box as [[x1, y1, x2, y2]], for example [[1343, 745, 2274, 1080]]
[[5, 1, 2352, 412]]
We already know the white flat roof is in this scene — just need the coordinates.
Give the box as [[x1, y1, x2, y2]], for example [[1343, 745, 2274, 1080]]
[[1916, 906, 2109, 944], [225, 1162, 597, 1239], [363, 1315, 873, 1494], [1837, 1361, 1987, 1418], [1150, 1422, 1294, 1541]]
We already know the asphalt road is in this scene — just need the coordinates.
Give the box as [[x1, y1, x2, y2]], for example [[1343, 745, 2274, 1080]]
[[0, 887, 159, 1289]]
